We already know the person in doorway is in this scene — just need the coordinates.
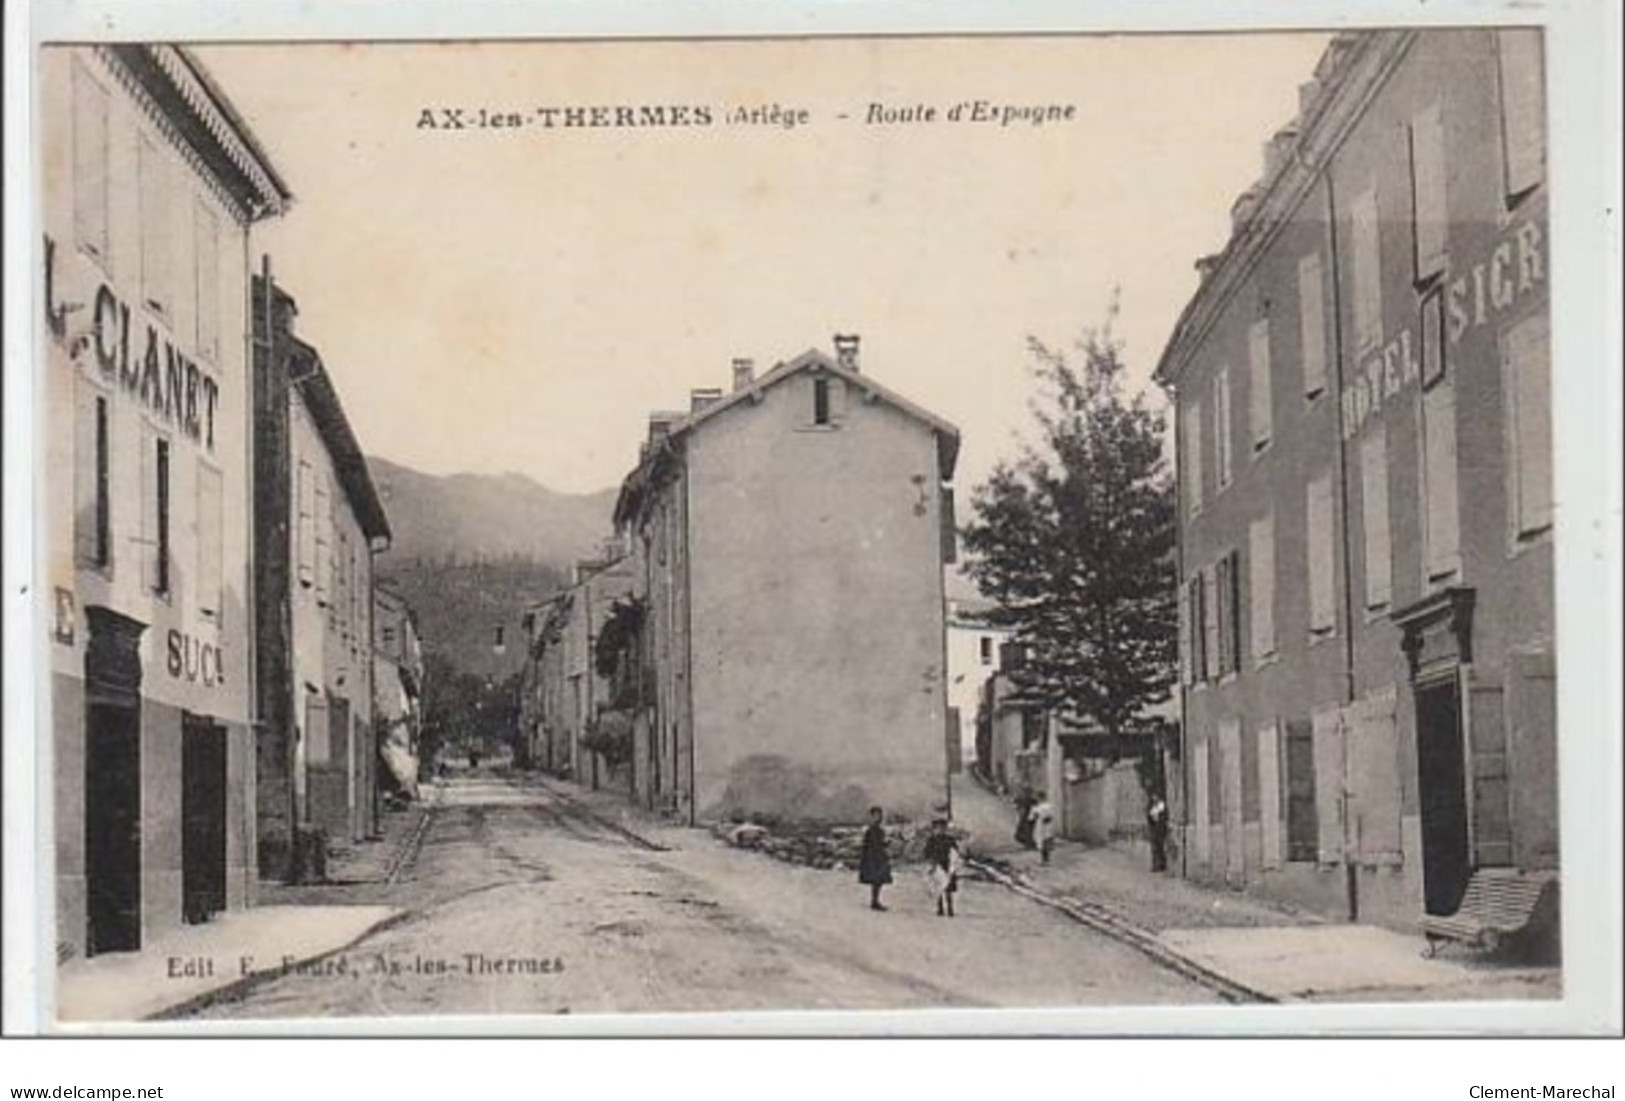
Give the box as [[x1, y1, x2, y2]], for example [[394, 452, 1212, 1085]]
[[1031, 792, 1056, 864], [1146, 791, 1170, 873], [858, 806, 893, 911], [922, 817, 965, 918], [1013, 784, 1037, 850]]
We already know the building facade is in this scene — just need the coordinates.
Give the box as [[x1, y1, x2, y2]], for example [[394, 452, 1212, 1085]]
[[374, 585, 424, 801], [41, 46, 290, 956], [1156, 30, 1554, 935], [945, 593, 1012, 773], [252, 277, 392, 877], [612, 339, 961, 824]]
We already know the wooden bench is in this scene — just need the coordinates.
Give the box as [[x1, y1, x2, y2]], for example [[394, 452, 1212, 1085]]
[[1421, 869, 1558, 956]]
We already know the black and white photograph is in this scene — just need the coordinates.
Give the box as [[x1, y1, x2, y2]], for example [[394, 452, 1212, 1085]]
[[4, 0, 1620, 1055]]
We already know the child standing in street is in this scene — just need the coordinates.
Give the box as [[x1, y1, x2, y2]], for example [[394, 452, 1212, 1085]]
[[922, 817, 964, 918], [858, 806, 893, 911], [1031, 792, 1056, 864]]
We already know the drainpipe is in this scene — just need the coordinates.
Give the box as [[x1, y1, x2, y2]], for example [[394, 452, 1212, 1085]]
[[1324, 172, 1361, 924]]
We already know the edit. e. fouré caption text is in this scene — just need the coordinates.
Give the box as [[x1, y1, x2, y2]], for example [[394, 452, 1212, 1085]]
[[167, 953, 565, 980], [413, 100, 1077, 132]]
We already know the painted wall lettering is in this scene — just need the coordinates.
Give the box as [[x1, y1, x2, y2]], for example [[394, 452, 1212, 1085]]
[[166, 629, 226, 687]]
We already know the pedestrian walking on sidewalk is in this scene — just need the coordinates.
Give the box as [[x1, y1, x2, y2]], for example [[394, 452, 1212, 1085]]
[[1146, 792, 1170, 873], [1013, 784, 1037, 850], [922, 817, 964, 918], [858, 806, 893, 911], [1031, 792, 1056, 864]]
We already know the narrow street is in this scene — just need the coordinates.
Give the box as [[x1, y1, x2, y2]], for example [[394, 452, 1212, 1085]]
[[189, 774, 1220, 1018]]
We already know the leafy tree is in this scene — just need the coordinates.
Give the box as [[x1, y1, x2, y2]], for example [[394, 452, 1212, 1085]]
[[961, 309, 1177, 739]]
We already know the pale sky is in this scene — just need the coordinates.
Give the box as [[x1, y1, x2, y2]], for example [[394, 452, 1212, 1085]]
[[194, 34, 1330, 495]]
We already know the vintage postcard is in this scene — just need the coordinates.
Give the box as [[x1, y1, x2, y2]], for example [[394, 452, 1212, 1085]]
[[6, 0, 1620, 1039]]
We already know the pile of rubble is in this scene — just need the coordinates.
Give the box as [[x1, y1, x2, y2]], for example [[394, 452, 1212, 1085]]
[[711, 818, 974, 872]]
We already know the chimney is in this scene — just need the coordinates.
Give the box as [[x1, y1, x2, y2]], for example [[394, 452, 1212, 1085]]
[[689, 387, 723, 413], [1297, 79, 1321, 116], [833, 333, 860, 373], [1194, 254, 1222, 281], [731, 358, 755, 392], [648, 411, 681, 445], [1263, 126, 1299, 178], [1230, 185, 1261, 232]]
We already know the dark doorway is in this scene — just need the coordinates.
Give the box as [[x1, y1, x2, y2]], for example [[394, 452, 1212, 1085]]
[[182, 714, 228, 923], [1415, 676, 1471, 915], [85, 703, 142, 955]]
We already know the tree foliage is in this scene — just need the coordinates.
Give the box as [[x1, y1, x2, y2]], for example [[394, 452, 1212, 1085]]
[[961, 311, 1178, 736]]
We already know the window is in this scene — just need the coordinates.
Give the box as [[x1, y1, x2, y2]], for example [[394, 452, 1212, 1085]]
[[1249, 318, 1272, 451], [194, 203, 220, 362], [1258, 721, 1283, 870], [1284, 720, 1318, 862], [813, 378, 831, 425], [1420, 286, 1447, 388], [1421, 384, 1461, 580], [74, 381, 111, 570], [1249, 511, 1276, 662], [72, 62, 110, 265], [137, 137, 171, 317], [197, 462, 223, 617], [979, 636, 993, 665], [1410, 102, 1449, 282], [1184, 574, 1208, 684], [1498, 29, 1545, 201], [1213, 368, 1233, 490], [145, 434, 171, 595], [297, 459, 315, 586], [1214, 550, 1241, 677], [1184, 400, 1204, 517], [1307, 473, 1336, 635], [1350, 187, 1383, 353], [1299, 252, 1328, 398], [1360, 425, 1392, 609], [1503, 313, 1552, 539]]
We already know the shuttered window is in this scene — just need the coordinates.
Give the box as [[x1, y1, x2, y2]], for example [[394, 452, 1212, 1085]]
[[72, 62, 110, 266], [1258, 721, 1283, 871], [1185, 574, 1207, 684], [297, 459, 315, 587], [1299, 252, 1328, 398], [1311, 705, 1344, 862], [1497, 29, 1545, 201], [1422, 383, 1461, 580], [1249, 318, 1272, 451], [1178, 581, 1192, 685], [197, 462, 223, 618], [1249, 511, 1276, 661], [194, 203, 221, 363], [1410, 102, 1449, 282], [1307, 473, 1336, 635], [314, 477, 331, 606], [1503, 313, 1552, 538], [1284, 720, 1318, 862], [74, 379, 110, 570], [1213, 368, 1233, 490], [1215, 550, 1241, 677], [137, 137, 171, 317], [1184, 401, 1204, 517], [1350, 188, 1383, 353], [1361, 425, 1392, 609], [1202, 565, 1220, 681]]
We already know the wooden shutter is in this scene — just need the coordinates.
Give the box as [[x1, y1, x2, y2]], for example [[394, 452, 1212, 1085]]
[[1249, 318, 1272, 450], [194, 203, 220, 363], [1311, 705, 1345, 862], [1218, 718, 1245, 881], [141, 426, 162, 591], [137, 136, 170, 316], [197, 463, 223, 617], [1299, 252, 1327, 397], [1466, 675, 1514, 868], [297, 459, 315, 586], [1249, 512, 1275, 661], [1348, 689, 1402, 865], [1307, 474, 1336, 633], [1422, 383, 1460, 579], [1361, 425, 1392, 609], [1505, 650, 1558, 866], [1497, 29, 1545, 199], [940, 486, 957, 564], [1189, 739, 1211, 870], [1185, 401, 1204, 516], [1285, 720, 1318, 862], [1202, 565, 1220, 681], [1410, 101, 1449, 281], [1504, 314, 1552, 537], [314, 477, 331, 606], [1351, 187, 1382, 352], [74, 379, 100, 565], [1214, 555, 1233, 676], [1258, 721, 1283, 870], [72, 62, 109, 264], [1178, 580, 1192, 685], [1214, 367, 1233, 489]]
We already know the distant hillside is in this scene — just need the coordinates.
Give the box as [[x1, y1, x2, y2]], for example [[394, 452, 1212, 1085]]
[[367, 457, 618, 677], [369, 456, 618, 567]]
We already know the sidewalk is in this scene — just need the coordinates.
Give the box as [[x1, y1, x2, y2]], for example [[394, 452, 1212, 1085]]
[[949, 775, 1561, 1003], [56, 904, 401, 1024]]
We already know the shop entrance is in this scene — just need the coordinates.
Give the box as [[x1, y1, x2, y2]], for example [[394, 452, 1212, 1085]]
[[85, 702, 142, 955], [1415, 675, 1471, 916], [182, 714, 228, 923]]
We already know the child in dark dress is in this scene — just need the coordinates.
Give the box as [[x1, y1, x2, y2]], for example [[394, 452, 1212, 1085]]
[[857, 806, 892, 911]]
